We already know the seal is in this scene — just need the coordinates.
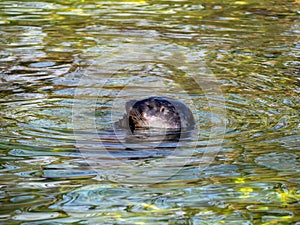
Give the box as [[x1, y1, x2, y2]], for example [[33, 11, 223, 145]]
[[116, 97, 195, 133]]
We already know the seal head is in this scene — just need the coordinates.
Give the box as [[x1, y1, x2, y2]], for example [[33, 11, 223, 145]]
[[116, 97, 195, 133]]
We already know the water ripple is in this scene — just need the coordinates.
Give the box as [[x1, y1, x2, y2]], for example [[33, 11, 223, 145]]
[[0, 0, 299, 224]]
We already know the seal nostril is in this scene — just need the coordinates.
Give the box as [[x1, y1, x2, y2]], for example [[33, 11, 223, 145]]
[[128, 116, 135, 132]]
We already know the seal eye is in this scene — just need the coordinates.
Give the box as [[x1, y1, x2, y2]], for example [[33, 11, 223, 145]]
[[160, 107, 165, 113], [146, 104, 153, 110]]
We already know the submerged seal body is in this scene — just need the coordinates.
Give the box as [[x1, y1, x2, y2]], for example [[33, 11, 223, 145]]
[[116, 97, 195, 133]]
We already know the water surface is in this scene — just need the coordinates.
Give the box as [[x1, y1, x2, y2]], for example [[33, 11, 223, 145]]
[[0, 0, 299, 224]]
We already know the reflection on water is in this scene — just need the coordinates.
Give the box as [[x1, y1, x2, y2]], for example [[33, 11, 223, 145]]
[[0, 0, 299, 224]]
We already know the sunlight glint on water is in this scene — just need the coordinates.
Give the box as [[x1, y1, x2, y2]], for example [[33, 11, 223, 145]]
[[0, 0, 299, 224]]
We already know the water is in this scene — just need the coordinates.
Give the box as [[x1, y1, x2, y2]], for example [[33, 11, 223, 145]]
[[0, 0, 299, 224]]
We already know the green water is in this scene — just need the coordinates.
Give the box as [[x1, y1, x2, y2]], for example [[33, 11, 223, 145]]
[[0, 0, 299, 224]]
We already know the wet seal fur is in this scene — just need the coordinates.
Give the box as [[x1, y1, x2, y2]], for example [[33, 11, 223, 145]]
[[115, 97, 195, 138]]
